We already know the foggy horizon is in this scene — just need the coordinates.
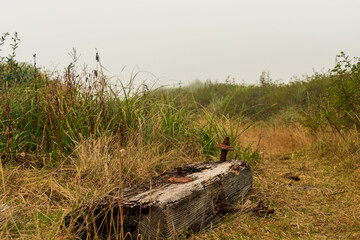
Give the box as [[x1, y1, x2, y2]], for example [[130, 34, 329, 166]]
[[2, 0, 360, 87]]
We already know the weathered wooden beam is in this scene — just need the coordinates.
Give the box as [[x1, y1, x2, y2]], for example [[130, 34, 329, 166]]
[[65, 160, 252, 239]]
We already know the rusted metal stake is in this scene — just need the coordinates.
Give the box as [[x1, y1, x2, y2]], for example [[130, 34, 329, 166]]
[[220, 149, 227, 162], [176, 167, 183, 176], [216, 137, 234, 163]]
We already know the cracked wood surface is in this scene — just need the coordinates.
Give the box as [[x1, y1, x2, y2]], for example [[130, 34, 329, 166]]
[[65, 160, 252, 239]]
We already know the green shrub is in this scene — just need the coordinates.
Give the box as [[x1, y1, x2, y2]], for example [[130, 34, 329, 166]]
[[302, 52, 360, 133]]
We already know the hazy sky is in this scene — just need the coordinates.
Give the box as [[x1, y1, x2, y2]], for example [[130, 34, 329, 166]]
[[2, 0, 360, 86]]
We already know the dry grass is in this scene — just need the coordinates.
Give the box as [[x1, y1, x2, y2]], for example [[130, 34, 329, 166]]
[[1, 124, 360, 239], [239, 122, 310, 158], [192, 126, 360, 240], [0, 134, 200, 239]]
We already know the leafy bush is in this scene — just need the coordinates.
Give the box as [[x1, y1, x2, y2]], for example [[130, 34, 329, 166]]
[[302, 52, 360, 133]]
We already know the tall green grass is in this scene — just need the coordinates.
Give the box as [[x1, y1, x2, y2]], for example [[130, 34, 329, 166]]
[[155, 72, 332, 122], [5, 32, 355, 167], [0, 33, 258, 166]]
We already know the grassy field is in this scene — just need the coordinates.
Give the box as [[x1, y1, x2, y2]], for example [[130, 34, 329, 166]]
[[1, 123, 359, 239], [1, 34, 360, 239], [193, 125, 360, 239]]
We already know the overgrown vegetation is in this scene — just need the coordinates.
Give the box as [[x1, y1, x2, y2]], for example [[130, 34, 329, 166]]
[[1, 32, 360, 239], [156, 71, 331, 123], [0, 32, 257, 167], [303, 52, 360, 134]]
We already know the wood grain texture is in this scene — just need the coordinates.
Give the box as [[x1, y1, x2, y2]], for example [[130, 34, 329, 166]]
[[65, 160, 252, 239]]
